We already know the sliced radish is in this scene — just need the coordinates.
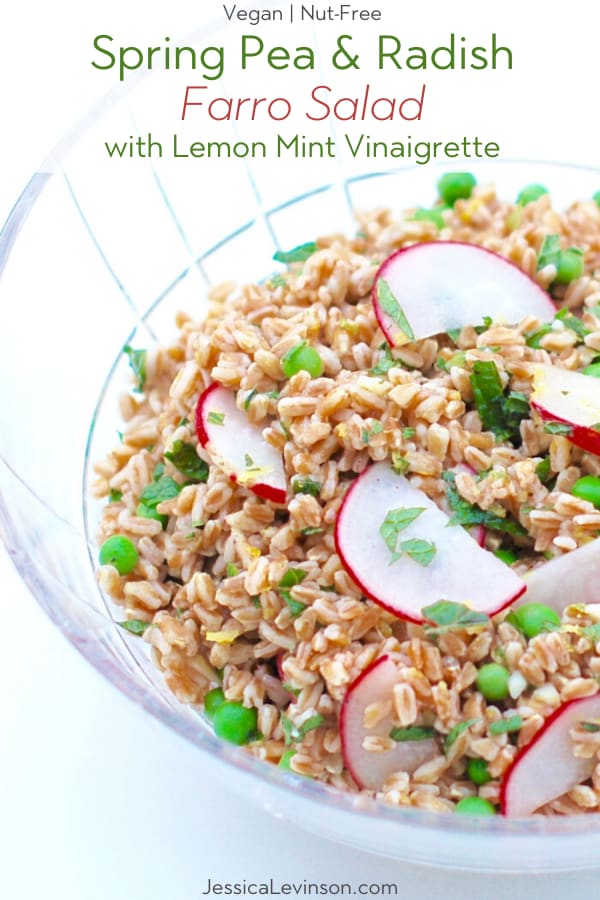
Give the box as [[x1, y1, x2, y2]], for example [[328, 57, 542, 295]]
[[531, 363, 600, 456], [517, 539, 600, 612], [501, 692, 600, 817], [372, 242, 555, 347], [340, 655, 437, 790], [196, 383, 287, 503], [334, 463, 525, 623]]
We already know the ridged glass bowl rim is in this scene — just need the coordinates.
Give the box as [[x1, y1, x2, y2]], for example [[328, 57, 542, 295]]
[[2, 16, 600, 846]]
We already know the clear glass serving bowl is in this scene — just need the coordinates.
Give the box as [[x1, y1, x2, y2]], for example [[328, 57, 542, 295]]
[[2, 19, 600, 870]]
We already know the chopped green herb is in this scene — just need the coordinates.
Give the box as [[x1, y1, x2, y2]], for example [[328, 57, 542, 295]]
[[442, 471, 526, 536], [470, 361, 530, 444], [280, 569, 308, 588], [379, 507, 426, 564], [447, 327, 462, 344], [474, 315, 494, 335], [437, 351, 468, 373], [537, 234, 561, 270], [243, 388, 258, 410], [225, 563, 240, 577], [444, 718, 480, 754], [281, 712, 324, 745], [399, 538, 436, 567], [281, 590, 305, 617], [123, 344, 147, 392], [319, 584, 337, 593], [391, 452, 409, 475], [165, 440, 209, 482], [361, 421, 384, 444], [535, 457, 552, 483], [525, 324, 553, 348], [292, 477, 321, 497], [555, 247, 584, 284], [269, 274, 288, 288], [389, 726, 436, 742], [139, 475, 182, 510], [153, 463, 165, 481], [580, 722, 600, 733], [301, 526, 324, 536], [273, 242, 319, 264], [108, 489, 123, 503], [582, 623, 600, 642], [370, 342, 396, 376], [402, 427, 416, 440], [554, 307, 590, 340], [489, 716, 523, 736], [249, 595, 261, 609], [422, 600, 490, 637], [267, 389, 280, 400], [282, 682, 301, 697], [117, 619, 151, 636], [177, 417, 189, 427], [376, 279, 416, 343], [136, 502, 168, 529], [543, 421, 572, 435], [207, 411, 225, 426], [244, 454, 255, 468]]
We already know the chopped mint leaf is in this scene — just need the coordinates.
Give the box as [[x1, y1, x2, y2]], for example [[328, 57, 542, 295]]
[[139, 475, 182, 510], [447, 328, 462, 344], [402, 427, 416, 440], [280, 569, 308, 588], [361, 421, 384, 444], [136, 502, 168, 529], [525, 324, 553, 348], [543, 421, 572, 435], [164, 440, 209, 482], [379, 507, 426, 564], [269, 274, 287, 288], [292, 477, 321, 497], [438, 351, 468, 373], [244, 388, 258, 410], [376, 279, 416, 343], [422, 600, 490, 636], [580, 722, 600, 733], [470, 361, 530, 444], [370, 342, 396, 376], [152, 463, 165, 481], [207, 411, 225, 426], [537, 234, 561, 270], [282, 682, 301, 697], [391, 452, 409, 475], [225, 563, 240, 577], [250, 595, 261, 608], [273, 242, 319, 264], [389, 726, 436, 742], [442, 470, 526, 536], [474, 315, 494, 335], [554, 308, 590, 340], [489, 715, 523, 735], [281, 590, 306, 618], [535, 456, 552, 483], [281, 712, 324, 745], [123, 344, 147, 392], [118, 619, 151, 636], [444, 718, 480, 753], [301, 526, 324, 536], [108, 489, 123, 503], [399, 538, 436, 567]]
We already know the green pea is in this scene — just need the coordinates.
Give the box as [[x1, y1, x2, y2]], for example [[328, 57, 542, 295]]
[[437, 172, 477, 206], [593, 191, 600, 208], [507, 602, 561, 639], [99, 535, 138, 575], [555, 248, 584, 284], [281, 342, 324, 379], [466, 758, 492, 786], [476, 663, 510, 701], [516, 184, 548, 206], [204, 688, 226, 720], [410, 207, 447, 229], [583, 361, 600, 378], [136, 502, 168, 529], [494, 548, 518, 565], [455, 796, 496, 816], [213, 701, 258, 745], [572, 475, 600, 509], [278, 750, 296, 770]]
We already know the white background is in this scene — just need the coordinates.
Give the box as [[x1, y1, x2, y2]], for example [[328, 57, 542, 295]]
[[2, 2, 600, 897]]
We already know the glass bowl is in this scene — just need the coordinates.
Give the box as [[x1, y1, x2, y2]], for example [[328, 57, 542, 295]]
[[2, 19, 600, 870]]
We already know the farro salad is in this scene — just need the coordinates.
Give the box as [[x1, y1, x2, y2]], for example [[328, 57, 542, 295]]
[[94, 173, 600, 818]]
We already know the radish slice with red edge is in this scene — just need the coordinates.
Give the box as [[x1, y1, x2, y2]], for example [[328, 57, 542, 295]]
[[196, 383, 287, 503], [531, 363, 600, 457], [372, 242, 555, 347], [340, 655, 437, 790], [334, 462, 525, 623], [501, 692, 600, 817], [516, 538, 600, 612]]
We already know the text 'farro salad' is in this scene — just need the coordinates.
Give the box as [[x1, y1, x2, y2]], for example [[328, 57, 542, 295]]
[[94, 173, 600, 818]]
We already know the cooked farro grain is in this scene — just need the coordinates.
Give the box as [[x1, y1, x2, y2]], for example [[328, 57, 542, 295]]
[[95, 177, 600, 817]]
